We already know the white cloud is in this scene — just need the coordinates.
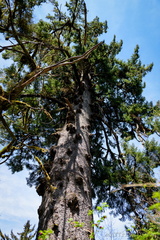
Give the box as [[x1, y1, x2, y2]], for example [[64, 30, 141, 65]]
[[0, 165, 41, 235]]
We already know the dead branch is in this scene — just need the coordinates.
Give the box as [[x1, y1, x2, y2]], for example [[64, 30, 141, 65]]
[[111, 182, 160, 193]]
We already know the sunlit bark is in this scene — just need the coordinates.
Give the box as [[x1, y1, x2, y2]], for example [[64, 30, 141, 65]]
[[37, 72, 94, 240]]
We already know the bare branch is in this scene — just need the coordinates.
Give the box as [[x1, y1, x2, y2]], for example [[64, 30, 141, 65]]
[[111, 182, 160, 193]]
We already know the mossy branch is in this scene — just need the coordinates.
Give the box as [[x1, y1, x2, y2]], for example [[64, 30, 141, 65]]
[[34, 155, 57, 191], [0, 114, 16, 159]]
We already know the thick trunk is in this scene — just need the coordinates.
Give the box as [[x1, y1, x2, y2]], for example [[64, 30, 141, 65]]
[[37, 73, 94, 240]]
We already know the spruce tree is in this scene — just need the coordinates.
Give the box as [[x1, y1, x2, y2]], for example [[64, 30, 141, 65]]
[[0, 0, 159, 239]]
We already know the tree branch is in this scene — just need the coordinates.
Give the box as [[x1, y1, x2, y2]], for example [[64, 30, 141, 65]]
[[111, 182, 160, 193], [7, 42, 102, 102], [22, 42, 103, 86], [20, 94, 66, 107], [7, 2, 37, 71]]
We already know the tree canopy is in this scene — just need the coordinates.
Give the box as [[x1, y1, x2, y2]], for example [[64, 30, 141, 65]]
[[0, 0, 160, 239]]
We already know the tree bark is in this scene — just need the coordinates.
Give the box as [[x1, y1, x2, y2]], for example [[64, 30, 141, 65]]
[[37, 72, 94, 240]]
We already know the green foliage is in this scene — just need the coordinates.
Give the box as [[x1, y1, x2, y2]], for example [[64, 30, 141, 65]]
[[130, 191, 160, 240], [67, 202, 108, 239], [38, 229, 54, 240], [131, 225, 160, 240], [68, 218, 85, 228], [95, 202, 109, 213], [149, 192, 160, 211]]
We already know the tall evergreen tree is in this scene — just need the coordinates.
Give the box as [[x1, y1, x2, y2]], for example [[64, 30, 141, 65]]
[[0, 0, 159, 239]]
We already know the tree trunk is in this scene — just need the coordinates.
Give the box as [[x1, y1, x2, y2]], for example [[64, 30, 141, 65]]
[[37, 72, 94, 240]]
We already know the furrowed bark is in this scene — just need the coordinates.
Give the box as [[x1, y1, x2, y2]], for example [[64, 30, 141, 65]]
[[37, 72, 94, 240]]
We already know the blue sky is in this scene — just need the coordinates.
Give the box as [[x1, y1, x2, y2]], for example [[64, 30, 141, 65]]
[[85, 0, 160, 103], [0, 0, 160, 238]]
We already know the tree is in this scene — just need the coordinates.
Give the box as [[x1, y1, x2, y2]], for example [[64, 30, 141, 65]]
[[127, 191, 160, 240], [0, 0, 159, 239], [0, 221, 36, 240], [96, 214, 126, 240]]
